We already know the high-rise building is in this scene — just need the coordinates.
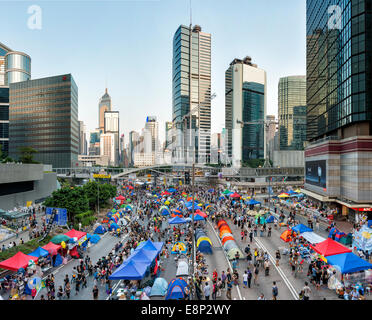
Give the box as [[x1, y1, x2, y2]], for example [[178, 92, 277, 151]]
[[89, 129, 100, 156], [98, 88, 111, 132], [165, 121, 173, 150], [0, 42, 31, 86], [0, 87, 9, 156], [100, 133, 117, 166], [78, 120, 87, 155], [266, 115, 277, 162], [172, 24, 211, 164], [128, 131, 140, 166], [104, 110, 119, 166], [210, 132, 221, 164], [9, 74, 78, 168], [144, 116, 158, 153], [304, 0, 372, 217], [225, 57, 267, 167], [278, 76, 307, 150]]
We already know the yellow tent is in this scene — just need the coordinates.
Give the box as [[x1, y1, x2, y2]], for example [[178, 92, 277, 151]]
[[295, 189, 301, 193], [197, 236, 212, 247], [278, 193, 289, 198], [171, 241, 187, 254]]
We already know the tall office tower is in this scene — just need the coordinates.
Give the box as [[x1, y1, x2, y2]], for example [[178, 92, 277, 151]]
[[145, 116, 159, 153], [9, 74, 78, 168], [100, 133, 117, 166], [165, 121, 173, 150], [119, 134, 125, 165], [210, 132, 221, 164], [172, 24, 211, 164], [0, 42, 31, 86], [98, 88, 111, 132], [128, 131, 140, 166], [78, 120, 87, 155], [304, 0, 372, 214], [266, 115, 277, 161], [89, 129, 100, 156], [225, 57, 267, 167], [104, 110, 119, 166], [0, 87, 9, 156], [278, 76, 307, 150]]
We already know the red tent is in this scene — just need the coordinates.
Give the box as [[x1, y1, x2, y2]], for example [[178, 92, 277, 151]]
[[42, 242, 61, 255], [161, 191, 171, 196], [127, 186, 134, 190], [0, 252, 38, 271], [229, 192, 241, 199], [196, 211, 207, 218], [310, 238, 352, 257], [116, 195, 125, 200], [64, 229, 87, 240]]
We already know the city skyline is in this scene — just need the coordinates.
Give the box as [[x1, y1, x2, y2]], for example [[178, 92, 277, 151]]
[[0, 0, 306, 145]]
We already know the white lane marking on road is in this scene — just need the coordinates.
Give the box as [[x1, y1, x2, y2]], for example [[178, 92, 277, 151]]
[[253, 235, 299, 300], [207, 220, 243, 300]]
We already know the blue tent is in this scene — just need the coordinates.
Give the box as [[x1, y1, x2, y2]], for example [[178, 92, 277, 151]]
[[128, 248, 154, 264], [326, 252, 372, 274], [193, 214, 205, 221], [291, 224, 313, 234], [89, 234, 101, 244], [165, 278, 188, 300], [94, 225, 106, 234], [288, 190, 297, 195], [266, 215, 276, 223], [107, 212, 113, 218], [218, 196, 225, 201], [53, 253, 63, 267], [109, 222, 119, 231], [198, 240, 212, 254], [168, 216, 187, 225], [208, 189, 214, 192], [167, 188, 177, 193], [29, 247, 49, 258], [150, 277, 168, 297], [135, 240, 163, 256], [186, 204, 200, 211], [247, 199, 261, 205], [160, 207, 171, 216], [109, 260, 149, 280]]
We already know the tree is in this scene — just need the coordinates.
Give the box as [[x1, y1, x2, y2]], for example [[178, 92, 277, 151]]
[[82, 181, 116, 211], [19, 147, 39, 164]]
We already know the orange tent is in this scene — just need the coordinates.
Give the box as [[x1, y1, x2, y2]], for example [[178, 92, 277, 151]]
[[217, 220, 228, 228], [222, 236, 235, 245], [171, 213, 183, 218], [220, 229, 232, 238], [280, 230, 294, 242], [219, 226, 231, 233]]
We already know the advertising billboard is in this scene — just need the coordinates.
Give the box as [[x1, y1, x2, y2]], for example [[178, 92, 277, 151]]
[[305, 160, 326, 188]]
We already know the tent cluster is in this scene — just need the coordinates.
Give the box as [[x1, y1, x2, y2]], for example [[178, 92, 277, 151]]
[[195, 229, 212, 254], [216, 220, 244, 260], [109, 240, 163, 280]]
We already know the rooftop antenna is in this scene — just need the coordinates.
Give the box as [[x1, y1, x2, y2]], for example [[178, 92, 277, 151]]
[[189, 0, 192, 27]]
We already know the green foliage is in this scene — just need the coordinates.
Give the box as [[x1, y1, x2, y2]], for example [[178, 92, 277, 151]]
[[0, 236, 51, 263], [18, 146, 39, 164], [242, 159, 268, 168], [82, 181, 116, 210], [74, 210, 96, 229]]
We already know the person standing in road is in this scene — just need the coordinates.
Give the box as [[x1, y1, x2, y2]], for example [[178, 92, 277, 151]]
[[92, 285, 99, 300], [272, 281, 278, 300], [303, 282, 311, 300], [226, 280, 232, 300], [253, 263, 259, 285], [247, 268, 252, 288], [203, 282, 210, 300], [221, 271, 226, 290], [275, 250, 281, 266], [65, 282, 70, 299], [243, 271, 248, 288]]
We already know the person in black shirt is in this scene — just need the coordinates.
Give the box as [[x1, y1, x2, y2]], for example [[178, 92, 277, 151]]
[[92, 285, 99, 300]]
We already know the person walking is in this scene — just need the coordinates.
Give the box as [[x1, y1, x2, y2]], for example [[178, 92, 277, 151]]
[[204, 282, 211, 300], [247, 268, 252, 288], [226, 280, 232, 300], [253, 264, 259, 286], [221, 271, 226, 290], [275, 250, 281, 266], [65, 282, 71, 299], [303, 282, 311, 300], [92, 285, 99, 300], [243, 271, 248, 288], [272, 281, 278, 300], [212, 281, 217, 300]]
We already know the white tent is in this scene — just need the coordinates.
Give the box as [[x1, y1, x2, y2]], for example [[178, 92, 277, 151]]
[[301, 231, 326, 244], [176, 259, 189, 277]]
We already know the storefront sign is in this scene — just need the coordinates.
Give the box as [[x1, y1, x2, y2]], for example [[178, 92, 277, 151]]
[[93, 174, 111, 179], [351, 208, 372, 212]]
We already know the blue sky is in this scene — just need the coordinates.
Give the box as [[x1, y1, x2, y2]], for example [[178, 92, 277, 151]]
[[1, 0, 306, 144]]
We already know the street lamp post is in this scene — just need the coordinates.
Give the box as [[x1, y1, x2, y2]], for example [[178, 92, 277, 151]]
[[191, 163, 196, 299], [97, 180, 100, 215]]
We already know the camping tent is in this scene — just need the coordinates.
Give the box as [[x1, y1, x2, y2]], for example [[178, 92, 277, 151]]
[[280, 230, 294, 242], [160, 206, 171, 216], [229, 192, 241, 199], [197, 239, 212, 254], [265, 216, 276, 223], [128, 249, 154, 264], [94, 225, 106, 234], [328, 227, 347, 242], [310, 238, 352, 257], [171, 242, 187, 254], [42, 242, 61, 255], [301, 232, 326, 244], [222, 236, 235, 245], [0, 252, 38, 271], [291, 224, 313, 234], [89, 234, 101, 244], [150, 278, 168, 297], [168, 217, 187, 225], [247, 199, 261, 205], [226, 248, 244, 260], [64, 229, 87, 240], [109, 260, 149, 280], [29, 247, 50, 258], [326, 252, 372, 274], [165, 278, 188, 300], [176, 258, 189, 277], [109, 222, 119, 231]]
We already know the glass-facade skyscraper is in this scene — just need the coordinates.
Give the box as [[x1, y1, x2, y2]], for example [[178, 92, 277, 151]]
[[9, 74, 79, 168], [0, 87, 9, 156], [307, 0, 372, 141], [99, 88, 111, 132], [172, 24, 211, 164], [278, 76, 307, 150], [225, 57, 267, 167]]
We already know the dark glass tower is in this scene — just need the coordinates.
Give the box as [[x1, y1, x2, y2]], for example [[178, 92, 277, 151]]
[[306, 0, 372, 141], [9, 74, 79, 167]]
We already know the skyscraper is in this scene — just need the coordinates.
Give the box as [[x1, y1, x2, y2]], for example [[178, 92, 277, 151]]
[[225, 57, 267, 167], [172, 24, 211, 164], [0, 87, 9, 156], [78, 120, 87, 155], [165, 121, 173, 150], [128, 130, 140, 166], [104, 110, 119, 165], [9, 74, 78, 168], [98, 88, 111, 132], [304, 0, 372, 213], [89, 129, 100, 156], [278, 76, 306, 150], [0, 42, 31, 86]]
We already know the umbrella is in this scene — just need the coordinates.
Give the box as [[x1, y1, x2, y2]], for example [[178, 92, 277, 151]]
[[50, 234, 70, 244]]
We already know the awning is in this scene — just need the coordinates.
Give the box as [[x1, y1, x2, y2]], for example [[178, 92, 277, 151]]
[[301, 231, 326, 244], [300, 189, 332, 202]]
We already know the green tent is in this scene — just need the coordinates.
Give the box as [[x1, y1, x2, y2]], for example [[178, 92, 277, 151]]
[[111, 209, 117, 213], [222, 189, 231, 195], [126, 199, 131, 203], [51, 234, 70, 244], [120, 204, 126, 208]]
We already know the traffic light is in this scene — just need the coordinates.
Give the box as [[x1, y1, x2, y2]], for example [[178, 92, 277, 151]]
[[184, 171, 190, 185]]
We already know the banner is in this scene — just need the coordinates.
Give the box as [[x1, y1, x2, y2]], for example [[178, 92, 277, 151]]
[[305, 160, 326, 188], [46, 207, 68, 226], [93, 174, 111, 179]]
